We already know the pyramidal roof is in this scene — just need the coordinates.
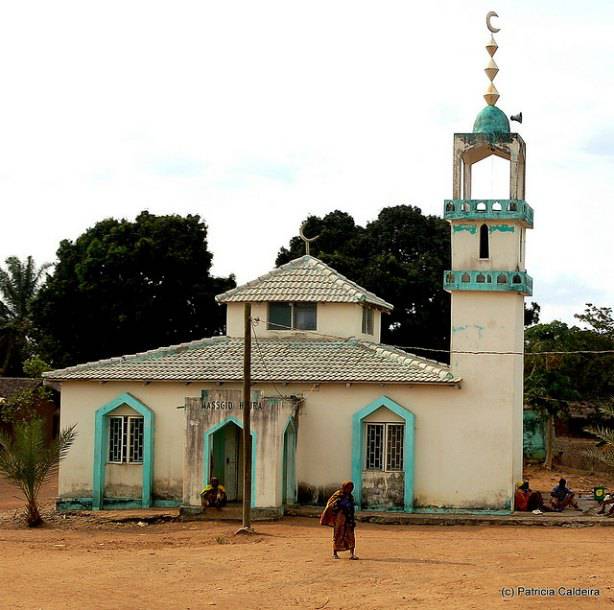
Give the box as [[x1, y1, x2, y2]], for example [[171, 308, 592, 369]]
[[216, 255, 393, 311]]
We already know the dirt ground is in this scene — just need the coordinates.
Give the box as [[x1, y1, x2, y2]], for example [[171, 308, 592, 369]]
[[1, 471, 613, 610]]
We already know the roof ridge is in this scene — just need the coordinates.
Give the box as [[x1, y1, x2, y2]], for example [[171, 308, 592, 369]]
[[358, 341, 459, 382], [216, 254, 393, 310], [43, 335, 229, 377]]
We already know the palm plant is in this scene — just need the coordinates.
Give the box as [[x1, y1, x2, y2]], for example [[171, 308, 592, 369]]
[[0, 419, 76, 526], [585, 403, 614, 471], [0, 256, 51, 375]]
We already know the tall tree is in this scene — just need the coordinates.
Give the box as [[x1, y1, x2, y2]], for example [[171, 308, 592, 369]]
[[276, 206, 451, 359], [0, 256, 51, 376], [32, 211, 235, 368], [524, 305, 614, 468]]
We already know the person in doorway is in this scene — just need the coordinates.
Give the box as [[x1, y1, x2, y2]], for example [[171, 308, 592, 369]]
[[200, 476, 227, 509], [514, 481, 552, 513], [320, 481, 358, 560], [550, 478, 579, 512]]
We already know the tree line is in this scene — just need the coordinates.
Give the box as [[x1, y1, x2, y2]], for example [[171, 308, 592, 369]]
[[0, 208, 611, 440]]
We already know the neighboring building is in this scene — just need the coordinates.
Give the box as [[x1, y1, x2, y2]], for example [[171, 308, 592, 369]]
[[45, 17, 533, 514], [0, 377, 59, 441]]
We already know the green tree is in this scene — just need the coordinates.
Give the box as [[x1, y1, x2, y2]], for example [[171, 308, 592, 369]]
[[0, 385, 55, 425], [277, 206, 451, 359], [32, 211, 235, 368], [0, 418, 76, 526], [0, 257, 51, 376], [525, 306, 614, 468]]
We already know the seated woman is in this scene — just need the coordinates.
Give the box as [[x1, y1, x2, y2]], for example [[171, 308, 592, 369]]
[[200, 476, 227, 509], [514, 481, 551, 513]]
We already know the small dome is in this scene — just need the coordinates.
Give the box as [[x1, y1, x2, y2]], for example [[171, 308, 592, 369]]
[[473, 105, 510, 135]]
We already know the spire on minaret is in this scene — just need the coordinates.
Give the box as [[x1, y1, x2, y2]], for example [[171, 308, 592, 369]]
[[484, 11, 501, 106]]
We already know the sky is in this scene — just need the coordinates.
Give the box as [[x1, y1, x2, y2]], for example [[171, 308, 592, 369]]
[[0, 0, 612, 325]]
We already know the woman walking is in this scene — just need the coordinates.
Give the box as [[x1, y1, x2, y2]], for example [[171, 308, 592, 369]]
[[320, 481, 358, 560]]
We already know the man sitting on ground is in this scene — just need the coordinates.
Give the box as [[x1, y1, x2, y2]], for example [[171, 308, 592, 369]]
[[200, 476, 227, 509], [597, 493, 614, 516], [514, 481, 552, 513], [550, 478, 579, 512]]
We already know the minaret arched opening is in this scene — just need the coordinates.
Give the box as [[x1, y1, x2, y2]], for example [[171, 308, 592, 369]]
[[479, 224, 489, 259], [469, 155, 510, 200]]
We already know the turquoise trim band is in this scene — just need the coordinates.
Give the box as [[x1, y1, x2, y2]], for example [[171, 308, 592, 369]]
[[444, 270, 533, 296], [444, 199, 533, 228], [351, 396, 415, 513], [202, 416, 257, 508], [57, 498, 181, 511], [93, 392, 154, 510]]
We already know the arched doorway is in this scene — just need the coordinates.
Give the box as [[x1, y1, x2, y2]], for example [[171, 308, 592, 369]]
[[202, 416, 256, 507]]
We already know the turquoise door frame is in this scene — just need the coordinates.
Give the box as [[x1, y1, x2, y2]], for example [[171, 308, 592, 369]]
[[351, 395, 415, 512], [202, 416, 257, 507], [281, 417, 297, 506], [92, 392, 154, 510]]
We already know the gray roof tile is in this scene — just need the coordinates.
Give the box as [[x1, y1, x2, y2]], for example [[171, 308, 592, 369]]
[[216, 255, 393, 311], [44, 336, 459, 385]]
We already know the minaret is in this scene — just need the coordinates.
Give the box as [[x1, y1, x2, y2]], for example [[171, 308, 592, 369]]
[[443, 12, 533, 504]]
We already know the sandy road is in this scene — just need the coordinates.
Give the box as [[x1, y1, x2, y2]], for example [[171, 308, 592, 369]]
[[1, 517, 613, 610]]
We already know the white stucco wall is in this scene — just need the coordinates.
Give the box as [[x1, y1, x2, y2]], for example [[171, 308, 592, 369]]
[[226, 301, 382, 343], [58, 374, 518, 510], [58, 382, 192, 499], [452, 221, 525, 272]]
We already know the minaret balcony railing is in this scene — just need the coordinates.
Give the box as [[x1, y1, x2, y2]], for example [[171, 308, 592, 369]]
[[443, 270, 533, 296], [444, 199, 533, 228]]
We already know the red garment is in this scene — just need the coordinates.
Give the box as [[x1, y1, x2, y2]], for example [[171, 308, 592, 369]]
[[515, 489, 530, 511]]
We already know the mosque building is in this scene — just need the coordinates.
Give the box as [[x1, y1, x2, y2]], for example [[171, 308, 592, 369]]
[[46, 14, 532, 514]]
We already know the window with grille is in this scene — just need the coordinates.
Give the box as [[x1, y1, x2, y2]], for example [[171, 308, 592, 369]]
[[268, 302, 317, 330], [365, 423, 404, 471], [108, 415, 144, 464]]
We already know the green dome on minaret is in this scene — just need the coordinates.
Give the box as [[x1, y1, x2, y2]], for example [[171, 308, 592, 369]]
[[473, 105, 510, 135]]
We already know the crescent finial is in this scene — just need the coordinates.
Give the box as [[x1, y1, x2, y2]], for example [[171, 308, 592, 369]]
[[486, 10, 501, 34], [299, 222, 320, 256]]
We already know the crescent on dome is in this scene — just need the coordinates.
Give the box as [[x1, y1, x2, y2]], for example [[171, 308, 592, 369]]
[[486, 11, 500, 34]]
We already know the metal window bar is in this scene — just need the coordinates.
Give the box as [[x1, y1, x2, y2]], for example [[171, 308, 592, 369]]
[[386, 424, 404, 471], [108, 416, 124, 463], [365, 424, 384, 470], [128, 417, 144, 464]]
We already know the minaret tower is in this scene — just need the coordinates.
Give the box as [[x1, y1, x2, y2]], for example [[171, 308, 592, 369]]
[[443, 12, 533, 502]]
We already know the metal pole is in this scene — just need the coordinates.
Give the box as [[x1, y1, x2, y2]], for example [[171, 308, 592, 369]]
[[241, 302, 252, 530]]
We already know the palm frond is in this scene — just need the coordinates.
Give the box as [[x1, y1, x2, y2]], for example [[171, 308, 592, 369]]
[[0, 420, 77, 524]]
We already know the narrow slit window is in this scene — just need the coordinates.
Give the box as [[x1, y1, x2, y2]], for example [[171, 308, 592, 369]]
[[479, 224, 489, 259]]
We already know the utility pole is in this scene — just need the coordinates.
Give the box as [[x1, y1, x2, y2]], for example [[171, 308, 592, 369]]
[[237, 302, 253, 533]]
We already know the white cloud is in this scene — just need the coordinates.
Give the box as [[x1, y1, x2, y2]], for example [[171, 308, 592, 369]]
[[0, 0, 612, 326]]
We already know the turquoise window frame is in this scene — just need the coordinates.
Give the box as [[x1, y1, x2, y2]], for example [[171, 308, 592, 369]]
[[202, 416, 257, 508], [351, 396, 415, 513], [92, 392, 154, 510]]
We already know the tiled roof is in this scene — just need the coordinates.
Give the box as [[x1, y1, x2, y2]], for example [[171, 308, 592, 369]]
[[0, 377, 41, 400], [216, 255, 393, 311], [44, 336, 459, 385]]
